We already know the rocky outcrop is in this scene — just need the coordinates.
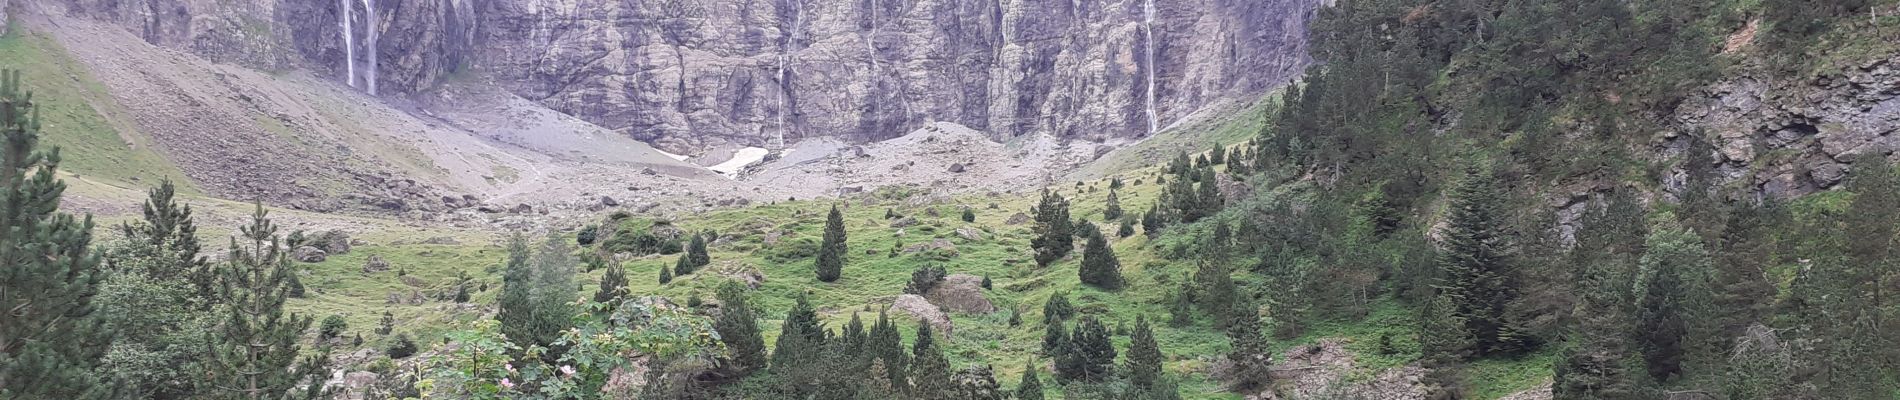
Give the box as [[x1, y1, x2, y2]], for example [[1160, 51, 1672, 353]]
[[1670, 55, 1900, 199], [43, 0, 1319, 152], [892, 293, 953, 335], [922, 274, 995, 314]]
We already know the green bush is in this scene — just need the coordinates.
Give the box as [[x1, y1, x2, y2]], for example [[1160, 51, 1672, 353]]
[[387, 333, 418, 359], [320, 315, 348, 340]]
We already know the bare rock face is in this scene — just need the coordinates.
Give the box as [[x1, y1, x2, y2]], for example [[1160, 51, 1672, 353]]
[[922, 274, 995, 314], [892, 294, 953, 335], [294, 246, 329, 263], [1670, 55, 1900, 199], [52, 0, 1320, 152]]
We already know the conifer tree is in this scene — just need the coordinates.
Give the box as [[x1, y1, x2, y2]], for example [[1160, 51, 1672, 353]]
[[529, 236, 578, 360], [496, 234, 535, 342], [1195, 260, 1239, 329], [1224, 293, 1272, 393], [1195, 169, 1224, 217], [673, 254, 693, 276], [1103, 190, 1123, 221], [1418, 295, 1473, 399], [714, 282, 768, 375], [773, 294, 827, 370], [686, 233, 711, 268], [1031, 190, 1074, 266], [118, 180, 209, 296], [377, 311, 395, 335], [961, 207, 976, 223], [1141, 204, 1164, 237], [1014, 361, 1044, 400], [0, 70, 118, 398], [594, 261, 628, 304], [1078, 231, 1125, 289], [1636, 219, 1713, 382], [857, 359, 898, 399], [816, 205, 847, 282], [1042, 319, 1068, 357], [910, 323, 956, 399], [203, 205, 328, 400], [1209, 145, 1226, 164], [1168, 287, 1194, 327], [1437, 165, 1530, 356], [1056, 316, 1116, 382], [865, 309, 909, 392], [1043, 292, 1074, 322], [658, 263, 673, 284], [1117, 217, 1135, 238], [1843, 154, 1899, 329], [1125, 316, 1164, 389]]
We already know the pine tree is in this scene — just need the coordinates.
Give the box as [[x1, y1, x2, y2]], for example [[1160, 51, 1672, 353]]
[[773, 294, 827, 370], [1056, 316, 1116, 382], [673, 254, 693, 276], [1078, 231, 1125, 289], [961, 207, 976, 223], [1418, 295, 1473, 399], [1103, 190, 1123, 221], [1031, 190, 1074, 266], [866, 309, 909, 392], [203, 205, 329, 400], [1195, 260, 1239, 329], [816, 205, 847, 282], [0, 70, 118, 398], [714, 282, 768, 375], [857, 359, 898, 399], [1014, 361, 1044, 400], [1168, 287, 1194, 327], [377, 311, 395, 335], [1209, 145, 1226, 164], [1043, 292, 1074, 322], [1117, 217, 1135, 238], [658, 264, 673, 284], [1125, 316, 1164, 389], [1042, 319, 1069, 357], [595, 261, 627, 304], [1437, 164, 1529, 356], [686, 233, 711, 268], [1636, 218, 1713, 382], [1224, 293, 1272, 393], [496, 234, 535, 344], [910, 323, 956, 399], [118, 180, 210, 298], [1195, 169, 1224, 218], [528, 236, 578, 360]]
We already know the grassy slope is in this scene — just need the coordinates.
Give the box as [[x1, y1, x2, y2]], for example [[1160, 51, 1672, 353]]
[[0, 26, 196, 192], [282, 122, 1551, 399]]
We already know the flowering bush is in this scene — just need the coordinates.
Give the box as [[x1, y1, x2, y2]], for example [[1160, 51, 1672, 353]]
[[415, 297, 723, 399]]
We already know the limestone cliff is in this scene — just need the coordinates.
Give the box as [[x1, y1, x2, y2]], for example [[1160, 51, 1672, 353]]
[[44, 0, 1319, 152]]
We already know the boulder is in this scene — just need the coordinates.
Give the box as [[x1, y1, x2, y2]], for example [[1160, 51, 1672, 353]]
[[923, 274, 996, 314], [362, 255, 390, 273], [293, 246, 328, 263], [1005, 213, 1031, 225], [903, 239, 958, 255], [510, 203, 533, 214], [948, 163, 967, 173], [890, 216, 918, 228], [955, 226, 987, 242], [892, 294, 954, 335], [318, 230, 352, 254], [601, 196, 620, 207]]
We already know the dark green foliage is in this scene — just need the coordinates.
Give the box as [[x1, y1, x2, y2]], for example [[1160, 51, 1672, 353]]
[[713, 282, 768, 375], [1635, 220, 1713, 382], [1208, 145, 1226, 165], [286, 270, 306, 298], [595, 261, 627, 304], [1054, 316, 1115, 382], [1014, 361, 1044, 400], [1141, 205, 1164, 237], [377, 311, 395, 335], [203, 205, 328, 400], [673, 254, 693, 276], [1436, 165, 1532, 357], [1194, 261, 1238, 329], [1117, 217, 1135, 238], [0, 72, 116, 398], [961, 207, 976, 223], [1042, 292, 1074, 322], [1223, 293, 1271, 393], [1103, 190, 1123, 221], [387, 333, 417, 359], [658, 263, 673, 284], [1124, 317, 1164, 389], [904, 264, 948, 295], [320, 315, 348, 340], [117, 179, 209, 297], [495, 234, 577, 361], [1041, 320, 1068, 357], [909, 323, 956, 399], [980, 274, 992, 290], [576, 224, 598, 245], [1168, 288, 1194, 327], [772, 294, 826, 370], [866, 309, 909, 391], [816, 205, 847, 282], [1031, 190, 1074, 266], [952, 364, 1004, 400], [1078, 232, 1124, 290], [686, 234, 711, 268]]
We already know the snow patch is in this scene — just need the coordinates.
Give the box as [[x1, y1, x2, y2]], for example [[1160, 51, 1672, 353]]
[[710, 147, 769, 178], [655, 149, 691, 161]]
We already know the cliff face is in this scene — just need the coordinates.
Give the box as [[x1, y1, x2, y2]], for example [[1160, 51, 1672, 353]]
[[41, 0, 1319, 152]]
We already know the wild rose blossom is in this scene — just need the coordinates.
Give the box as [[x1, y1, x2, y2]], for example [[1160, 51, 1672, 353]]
[[500, 378, 515, 389], [560, 365, 577, 376]]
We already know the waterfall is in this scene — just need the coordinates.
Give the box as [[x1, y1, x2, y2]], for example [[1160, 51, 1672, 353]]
[[360, 0, 379, 95], [1142, 0, 1159, 135], [341, 0, 355, 88], [775, 1, 803, 150]]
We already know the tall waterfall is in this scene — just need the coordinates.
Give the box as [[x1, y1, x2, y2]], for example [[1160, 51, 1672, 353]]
[[1142, 0, 1159, 136], [360, 0, 379, 95], [341, 0, 355, 88], [775, 0, 803, 150]]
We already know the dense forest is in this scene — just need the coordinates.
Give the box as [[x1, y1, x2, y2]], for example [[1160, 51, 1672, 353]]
[[5, 0, 1900, 399]]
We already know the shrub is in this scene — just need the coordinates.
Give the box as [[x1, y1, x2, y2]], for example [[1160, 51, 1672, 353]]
[[320, 315, 348, 340], [904, 265, 949, 295], [577, 224, 599, 245], [387, 333, 418, 359]]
